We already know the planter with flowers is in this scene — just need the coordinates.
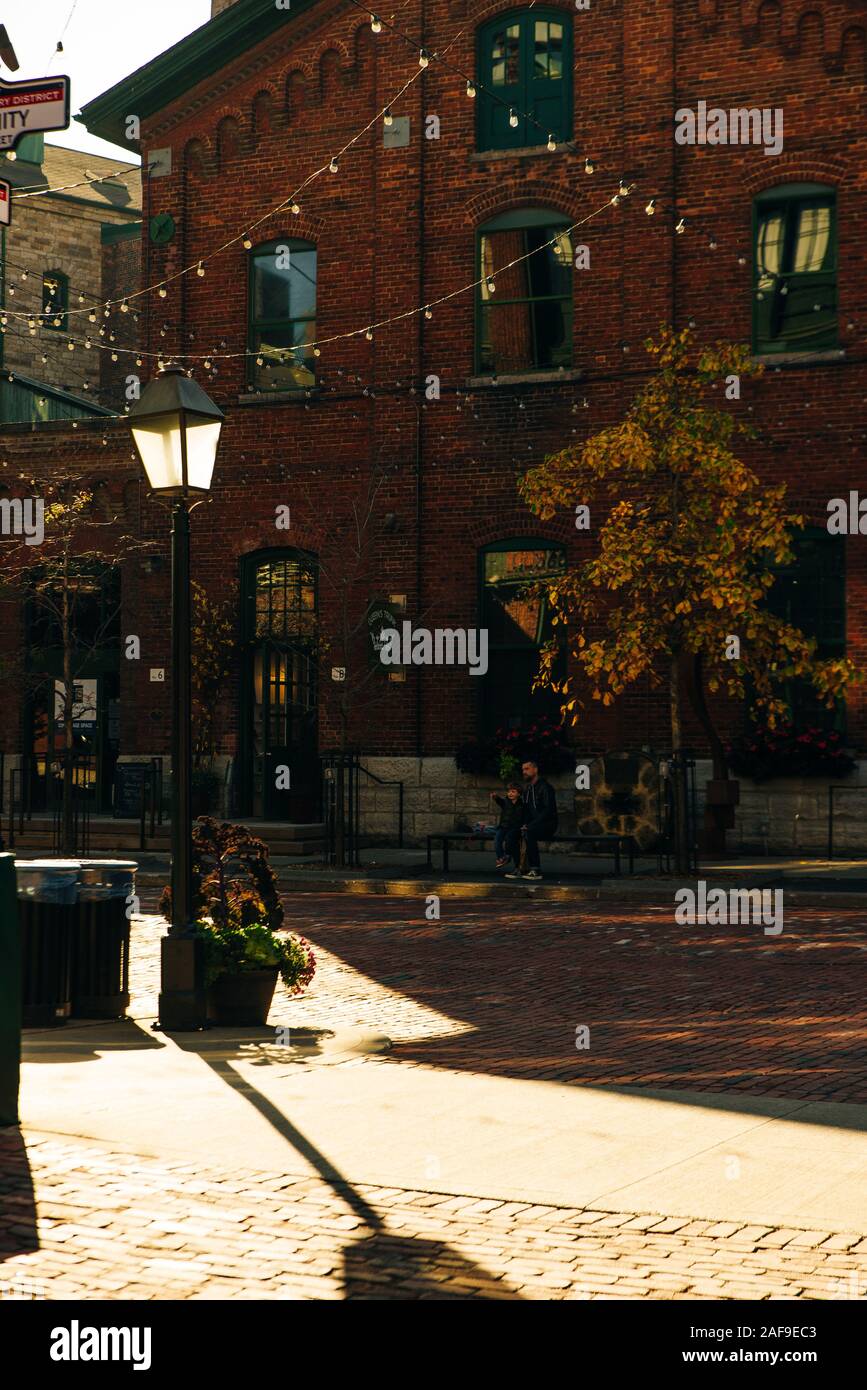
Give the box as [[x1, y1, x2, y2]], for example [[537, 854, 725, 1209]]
[[455, 715, 573, 781], [159, 817, 316, 1025], [727, 724, 857, 783]]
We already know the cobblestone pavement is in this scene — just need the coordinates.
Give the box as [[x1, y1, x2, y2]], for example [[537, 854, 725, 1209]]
[[2, 1132, 866, 1301], [135, 891, 867, 1102], [4, 892, 866, 1300]]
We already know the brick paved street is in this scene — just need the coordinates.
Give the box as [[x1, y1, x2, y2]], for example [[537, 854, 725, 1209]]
[[4, 892, 867, 1300]]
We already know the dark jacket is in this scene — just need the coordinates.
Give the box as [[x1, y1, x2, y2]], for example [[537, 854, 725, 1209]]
[[523, 777, 558, 829], [493, 794, 525, 832]]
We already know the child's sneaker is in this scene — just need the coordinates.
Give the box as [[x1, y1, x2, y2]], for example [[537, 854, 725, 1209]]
[[523, 869, 542, 881], [504, 869, 524, 879], [495, 857, 509, 868]]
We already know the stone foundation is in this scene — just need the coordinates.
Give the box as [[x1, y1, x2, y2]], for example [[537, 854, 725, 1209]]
[[358, 755, 867, 856]]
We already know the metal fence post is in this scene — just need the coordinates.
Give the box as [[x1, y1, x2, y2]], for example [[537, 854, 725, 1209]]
[[0, 854, 20, 1126]]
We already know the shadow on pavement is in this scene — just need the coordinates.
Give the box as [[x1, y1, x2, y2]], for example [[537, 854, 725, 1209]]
[[0, 1129, 39, 1290], [22, 1018, 164, 1065]]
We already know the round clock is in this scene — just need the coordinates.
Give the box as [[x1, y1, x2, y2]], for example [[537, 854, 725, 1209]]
[[149, 212, 176, 245]]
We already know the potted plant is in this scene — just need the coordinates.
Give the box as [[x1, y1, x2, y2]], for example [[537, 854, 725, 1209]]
[[159, 817, 316, 1025]]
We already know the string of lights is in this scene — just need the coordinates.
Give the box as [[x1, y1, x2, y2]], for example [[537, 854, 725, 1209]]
[[2, 186, 632, 367], [0, 0, 596, 330], [9, 162, 143, 198]]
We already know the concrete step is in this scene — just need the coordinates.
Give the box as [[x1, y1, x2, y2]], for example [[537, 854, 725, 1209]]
[[6, 817, 326, 857]]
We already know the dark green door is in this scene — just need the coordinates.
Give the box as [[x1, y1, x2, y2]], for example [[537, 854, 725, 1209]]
[[252, 641, 318, 820]]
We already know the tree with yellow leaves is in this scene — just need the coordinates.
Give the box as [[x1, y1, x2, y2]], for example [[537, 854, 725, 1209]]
[[519, 326, 857, 865]]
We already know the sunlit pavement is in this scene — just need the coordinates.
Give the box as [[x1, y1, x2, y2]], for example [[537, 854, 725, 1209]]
[[5, 893, 867, 1300]]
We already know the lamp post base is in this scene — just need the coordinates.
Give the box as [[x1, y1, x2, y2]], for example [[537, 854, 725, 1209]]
[[157, 935, 208, 1031]]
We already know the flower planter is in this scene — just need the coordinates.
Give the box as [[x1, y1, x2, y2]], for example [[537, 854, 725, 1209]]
[[206, 967, 279, 1026]]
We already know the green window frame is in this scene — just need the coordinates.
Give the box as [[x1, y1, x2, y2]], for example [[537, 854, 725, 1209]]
[[477, 8, 572, 151], [752, 184, 837, 354], [766, 528, 846, 732], [247, 238, 317, 392], [476, 208, 573, 374], [43, 270, 68, 332], [478, 538, 567, 736]]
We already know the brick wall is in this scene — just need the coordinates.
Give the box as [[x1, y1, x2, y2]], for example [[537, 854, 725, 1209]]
[[2, 1, 867, 836]]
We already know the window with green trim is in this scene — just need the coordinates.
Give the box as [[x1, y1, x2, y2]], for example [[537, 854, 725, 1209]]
[[766, 529, 846, 732], [477, 9, 572, 151], [477, 209, 572, 374], [479, 540, 566, 736], [43, 270, 68, 332], [753, 184, 837, 354], [248, 238, 316, 391]]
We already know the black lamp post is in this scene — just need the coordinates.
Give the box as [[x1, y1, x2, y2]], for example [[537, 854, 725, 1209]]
[[128, 365, 224, 1030]]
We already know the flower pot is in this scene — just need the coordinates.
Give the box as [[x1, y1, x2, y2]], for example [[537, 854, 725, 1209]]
[[207, 967, 279, 1026]]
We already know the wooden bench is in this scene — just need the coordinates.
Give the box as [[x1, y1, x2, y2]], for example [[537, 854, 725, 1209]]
[[425, 831, 636, 875]]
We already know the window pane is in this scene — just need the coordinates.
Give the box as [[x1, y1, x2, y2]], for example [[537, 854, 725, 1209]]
[[792, 204, 831, 273], [490, 23, 521, 85], [252, 323, 316, 390], [478, 222, 572, 371], [756, 211, 784, 286], [253, 247, 316, 323], [534, 22, 563, 79], [483, 547, 566, 647]]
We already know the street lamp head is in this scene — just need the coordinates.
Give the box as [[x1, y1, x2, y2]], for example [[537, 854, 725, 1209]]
[[128, 363, 224, 497]]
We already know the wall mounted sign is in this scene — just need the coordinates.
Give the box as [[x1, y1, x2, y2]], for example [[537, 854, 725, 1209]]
[[0, 179, 10, 226], [0, 75, 70, 153]]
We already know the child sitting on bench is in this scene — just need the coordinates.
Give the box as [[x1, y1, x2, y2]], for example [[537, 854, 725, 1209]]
[[489, 783, 525, 869]]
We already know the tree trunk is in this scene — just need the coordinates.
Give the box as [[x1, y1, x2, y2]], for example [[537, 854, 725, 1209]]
[[683, 651, 726, 780], [669, 655, 690, 874]]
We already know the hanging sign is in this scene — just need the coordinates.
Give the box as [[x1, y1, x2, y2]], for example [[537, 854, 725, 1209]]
[[0, 179, 9, 226], [0, 75, 70, 152]]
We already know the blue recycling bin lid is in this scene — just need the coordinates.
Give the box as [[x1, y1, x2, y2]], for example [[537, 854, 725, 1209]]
[[77, 859, 138, 901], [14, 860, 81, 905]]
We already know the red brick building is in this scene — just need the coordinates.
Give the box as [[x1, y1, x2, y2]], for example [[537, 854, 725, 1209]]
[[2, 0, 866, 850]]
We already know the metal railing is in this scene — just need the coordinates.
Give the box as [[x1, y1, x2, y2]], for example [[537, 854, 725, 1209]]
[[320, 751, 405, 867], [51, 754, 94, 857]]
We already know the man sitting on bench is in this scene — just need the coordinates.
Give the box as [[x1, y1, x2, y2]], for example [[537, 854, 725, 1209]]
[[506, 759, 559, 881]]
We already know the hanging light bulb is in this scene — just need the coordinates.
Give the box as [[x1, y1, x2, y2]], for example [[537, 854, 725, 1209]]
[[256, 355, 264, 368], [619, 177, 631, 197], [383, 108, 393, 127], [508, 108, 519, 128], [196, 262, 205, 276], [418, 48, 430, 68], [370, 13, 382, 32], [329, 156, 339, 173], [466, 80, 476, 99], [675, 217, 686, 234], [365, 327, 374, 341], [547, 134, 556, 152], [78, 292, 85, 304], [67, 339, 75, 351], [584, 157, 595, 174], [85, 337, 92, 349], [424, 306, 433, 320], [120, 299, 130, 313], [313, 345, 321, 357], [203, 357, 212, 369], [158, 285, 168, 297], [20, 270, 27, 281], [111, 352, 119, 362], [485, 275, 495, 294], [243, 234, 252, 249], [290, 200, 301, 215], [708, 234, 718, 250], [136, 357, 143, 367]]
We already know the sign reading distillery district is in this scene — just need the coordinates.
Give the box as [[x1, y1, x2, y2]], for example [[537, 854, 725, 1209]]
[[0, 74, 70, 152]]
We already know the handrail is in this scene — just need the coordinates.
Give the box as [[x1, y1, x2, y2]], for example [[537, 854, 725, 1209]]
[[357, 762, 404, 849]]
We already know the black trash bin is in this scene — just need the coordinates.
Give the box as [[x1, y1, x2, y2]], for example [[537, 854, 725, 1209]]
[[15, 860, 80, 1028], [71, 860, 136, 1019]]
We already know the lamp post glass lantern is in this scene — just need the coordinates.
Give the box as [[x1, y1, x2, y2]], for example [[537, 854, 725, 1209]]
[[128, 365, 224, 1030]]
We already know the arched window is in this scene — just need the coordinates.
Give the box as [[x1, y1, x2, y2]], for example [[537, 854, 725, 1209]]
[[478, 539, 566, 735], [247, 238, 317, 391], [753, 184, 837, 354], [43, 270, 69, 331], [477, 209, 572, 374], [477, 9, 572, 151]]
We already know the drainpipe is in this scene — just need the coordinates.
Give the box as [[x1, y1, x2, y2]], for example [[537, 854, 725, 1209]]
[[414, 0, 426, 760]]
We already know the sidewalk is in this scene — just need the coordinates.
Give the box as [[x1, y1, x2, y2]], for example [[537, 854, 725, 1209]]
[[119, 847, 867, 906], [7, 892, 867, 1299]]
